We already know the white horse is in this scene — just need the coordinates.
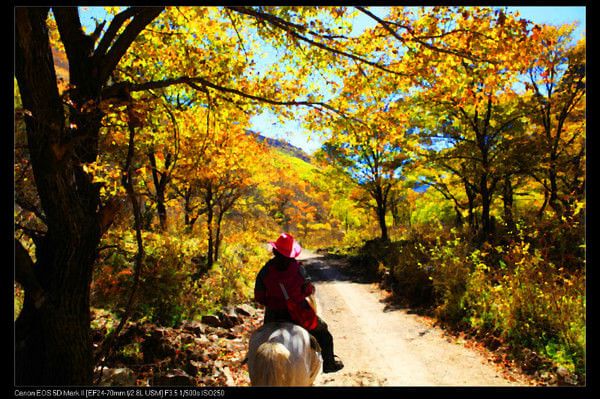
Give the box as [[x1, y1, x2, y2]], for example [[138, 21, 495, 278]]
[[247, 295, 322, 386]]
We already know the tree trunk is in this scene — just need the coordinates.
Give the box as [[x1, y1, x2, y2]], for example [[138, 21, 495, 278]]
[[548, 158, 563, 217], [13, 132, 100, 386], [344, 210, 349, 233], [480, 174, 492, 237], [214, 209, 225, 263], [184, 189, 192, 226], [465, 182, 477, 233], [373, 186, 389, 242], [15, 6, 163, 384], [377, 204, 389, 241], [156, 195, 168, 230], [15, 7, 104, 385], [502, 176, 516, 232], [390, 199, 400, 227], [205, 185, 214, 270], [454, 205, 463, 227], [15, 230, 100, 385], [148, 151, 169, 231], [140, 200, 154, 230], [537, 178, 550, 220]]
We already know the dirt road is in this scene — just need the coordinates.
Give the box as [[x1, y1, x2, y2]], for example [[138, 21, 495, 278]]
[[298, 251, 532, 387]]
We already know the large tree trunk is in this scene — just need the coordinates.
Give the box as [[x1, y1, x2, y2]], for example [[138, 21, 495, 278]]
[[377, 203, 389, 241], [15, 8, 101, 384], [156, 191, 168, 230], [15, 6, 163, 385], [16, 231, 100, 385]]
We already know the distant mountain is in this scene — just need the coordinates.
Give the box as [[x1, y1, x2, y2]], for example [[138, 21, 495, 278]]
[[246, 130, 312, 163]]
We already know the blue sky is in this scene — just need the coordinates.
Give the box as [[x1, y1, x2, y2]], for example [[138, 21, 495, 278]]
[[507, 6, 585, 35], [78, 6, 585, 154]]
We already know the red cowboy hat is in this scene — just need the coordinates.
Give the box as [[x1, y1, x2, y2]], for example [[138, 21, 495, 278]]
[[269, 233, 302, 258]]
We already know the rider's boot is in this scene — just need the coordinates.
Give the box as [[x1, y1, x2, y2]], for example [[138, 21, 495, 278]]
[[323, 355, 344, 373]]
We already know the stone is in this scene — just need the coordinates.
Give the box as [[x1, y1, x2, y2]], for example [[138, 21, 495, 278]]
[[222, 366, 235, 386], [556, 366, 569, 378], [234, 304, 256, 317], [556, 366, 577, 386], [153, 369, 195, 386], [521, 348, 541, 372], [179, 333, 196, 345], [181, 320, 206, 335], [142, 329, 177, 363], [97, 367, 137, 387], [185, 359, 204, 376], [217, 308, 243, 328], [201, 314, 223, 328]]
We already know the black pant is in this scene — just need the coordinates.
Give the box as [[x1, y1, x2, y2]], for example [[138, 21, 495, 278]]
[[264, 310, 336, 364], [309, 317, 336, 365]]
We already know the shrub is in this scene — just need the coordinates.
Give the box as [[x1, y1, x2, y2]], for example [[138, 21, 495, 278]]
[[390, 239, 434, 307], [188, 240, 270, 316], [397, 223, 585, 378], [350, 238, 398, 281], [92, 219, 275, 327], [464, 237, 586, 376], [356, 232, 436, 307], [428, 231, 474, 324], [92, 231, 205, 326]]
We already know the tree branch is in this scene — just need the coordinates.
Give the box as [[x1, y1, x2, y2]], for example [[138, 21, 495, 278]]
[[356, 6, 499, 65], [227, 6, 408, 76], [52, 7, 89, 67], [93, 7, 138, 60], [224, 8, 250, 63], [97, 7, 164, 84], [103, 76, 351, 120], [94, 116, 146, 383]]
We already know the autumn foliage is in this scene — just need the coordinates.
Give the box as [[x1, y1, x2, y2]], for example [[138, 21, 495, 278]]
[[15, 6, 584, 385]]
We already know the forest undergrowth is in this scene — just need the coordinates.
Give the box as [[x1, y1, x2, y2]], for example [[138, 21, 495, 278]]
[[343, 217, 585, 386]]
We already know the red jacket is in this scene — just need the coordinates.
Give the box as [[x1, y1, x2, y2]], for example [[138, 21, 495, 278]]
[[254, 258, 315, 312]]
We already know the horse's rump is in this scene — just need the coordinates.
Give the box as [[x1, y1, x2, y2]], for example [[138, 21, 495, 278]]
[[247, 322, 322, 386]]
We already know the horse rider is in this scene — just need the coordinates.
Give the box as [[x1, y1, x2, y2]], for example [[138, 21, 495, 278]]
[[254, 233, 344, 373]]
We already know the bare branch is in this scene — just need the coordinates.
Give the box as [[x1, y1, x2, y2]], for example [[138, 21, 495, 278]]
[[93, 7, 139, 59], [53, 7, 89, 64]]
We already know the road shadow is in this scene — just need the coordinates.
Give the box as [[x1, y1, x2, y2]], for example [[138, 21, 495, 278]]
[[302, 253, 436, 317], [302, 254, 377, 284], [378, 290, 435, 317]]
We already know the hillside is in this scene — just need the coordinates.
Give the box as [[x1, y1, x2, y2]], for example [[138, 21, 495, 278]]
[[247, 130, 312, 163]]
